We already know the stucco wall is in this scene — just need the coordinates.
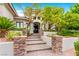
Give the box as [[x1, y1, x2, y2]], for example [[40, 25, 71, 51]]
[[0, 4, 13, 20], [62, 37, 78, 52], [0, 42, 14, 56]]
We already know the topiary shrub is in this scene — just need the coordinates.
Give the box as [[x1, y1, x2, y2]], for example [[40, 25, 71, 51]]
[[74, 40, 79, 56]]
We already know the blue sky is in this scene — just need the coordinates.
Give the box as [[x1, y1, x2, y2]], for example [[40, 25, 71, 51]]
[[12, 3, 74, 16]]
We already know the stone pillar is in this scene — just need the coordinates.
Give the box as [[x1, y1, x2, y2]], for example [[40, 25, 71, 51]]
[[52, 35, 63, 55], [14, 36, 27, 56]]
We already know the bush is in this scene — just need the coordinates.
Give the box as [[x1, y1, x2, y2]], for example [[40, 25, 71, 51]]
[[6, 31, 22, 41], [74, 40, 79, 56], [44, 30, 56, 32], [0, 16, 16, 37], [6, 32, 15, 41], [15, 28, 26, 31], [58, 29, 79, 37], [57, 29, 73, 36], [73, 32, 79, 37]]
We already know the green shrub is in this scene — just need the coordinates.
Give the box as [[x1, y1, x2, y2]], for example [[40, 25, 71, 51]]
[[6, 31, 22, 41], [74, 40, 79, 56], [6, 32, 15, 41], [72, 32, 79, 37], [58, 29, 79, 37], [57, 29, 73, 36], [15, 28, 26, 31], [44, 30, 56, 32], [0, 16, 16, 37]]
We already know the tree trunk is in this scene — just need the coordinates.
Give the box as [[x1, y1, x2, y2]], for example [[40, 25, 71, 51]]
[[0, 29, 8, 38]]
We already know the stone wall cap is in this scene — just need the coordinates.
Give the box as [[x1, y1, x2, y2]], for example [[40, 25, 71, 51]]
[[52, 35, 63, 37], [0, 42, 13, 44], [14, 36, 27, 38]]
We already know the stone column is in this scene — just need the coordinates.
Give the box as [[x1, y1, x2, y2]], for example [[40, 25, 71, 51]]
[[14, 36, 27, 56], [52, 35, 63, 55]]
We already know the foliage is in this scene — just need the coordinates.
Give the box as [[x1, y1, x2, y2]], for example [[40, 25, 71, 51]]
[[0, 16, 16, 30], [32, 3, 40, 10], [58, 29, 79, 37], [74, 40, 79, 56], [57, 29, 73, 36], [70, 3, 79, 14], [42, 6, 53, 23], [6, 31, 22, 41], [0, 16, 16, 37], [15, 28, 26, 31], [43, 29, 56, 32], [63, 12, 79, 30], [24, 7, 32, 17], [41, 6, 64, 31], [52, 7, 64, 31], [58, 3, 79, 36], [6, 31, 15, 41]]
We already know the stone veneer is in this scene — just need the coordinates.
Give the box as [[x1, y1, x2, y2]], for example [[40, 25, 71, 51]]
[[52, 35, 63, 55], [14, 36, 27, 56]]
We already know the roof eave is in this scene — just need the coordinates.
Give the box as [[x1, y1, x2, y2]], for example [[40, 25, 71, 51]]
[[4, 3, 18, 17]]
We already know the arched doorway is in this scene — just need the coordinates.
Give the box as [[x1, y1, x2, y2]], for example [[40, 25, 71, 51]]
[[33, 22, 40, 33]]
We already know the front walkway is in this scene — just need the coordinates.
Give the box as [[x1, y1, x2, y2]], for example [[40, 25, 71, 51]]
[[25, 33, 76, 56], [26, 33, 53, 56]]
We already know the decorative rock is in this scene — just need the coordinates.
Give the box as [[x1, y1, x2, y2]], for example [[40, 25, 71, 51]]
[[52, 35, 63, 55], [14, 36, 27, 56]]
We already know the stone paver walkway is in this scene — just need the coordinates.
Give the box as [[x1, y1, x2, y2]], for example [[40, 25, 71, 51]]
[[26, 33, 53, 56]]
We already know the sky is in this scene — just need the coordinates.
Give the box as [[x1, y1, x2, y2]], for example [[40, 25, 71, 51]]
[[12, 3, 74, 16]]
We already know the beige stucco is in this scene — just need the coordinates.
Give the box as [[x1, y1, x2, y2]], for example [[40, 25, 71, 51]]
[[0, 4, 13, 20]]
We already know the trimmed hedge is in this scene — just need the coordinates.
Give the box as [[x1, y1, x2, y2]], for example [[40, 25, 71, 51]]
[[58, 29, 79, 37]]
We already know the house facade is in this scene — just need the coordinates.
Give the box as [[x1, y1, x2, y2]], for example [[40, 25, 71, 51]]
[[0, 3, 17, 20], [0, 3, 50, 35], [0, 3, 27, 29]]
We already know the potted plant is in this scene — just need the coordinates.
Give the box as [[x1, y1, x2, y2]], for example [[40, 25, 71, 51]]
[[0, 16, 16, 41]]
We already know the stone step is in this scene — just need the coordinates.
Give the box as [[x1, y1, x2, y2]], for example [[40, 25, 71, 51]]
[[26, 39, 42, 41], [27, 44, 51, 52], [27, 41, 46, 45], [26, 49, 53, 56]]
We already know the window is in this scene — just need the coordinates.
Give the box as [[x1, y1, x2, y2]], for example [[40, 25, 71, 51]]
[[33, 17, 36, 19], [38, 17, 40, 20], [16, 22, 24, 28]]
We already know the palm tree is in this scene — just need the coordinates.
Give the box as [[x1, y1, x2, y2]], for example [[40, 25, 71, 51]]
[[24, 7, 32, 23]]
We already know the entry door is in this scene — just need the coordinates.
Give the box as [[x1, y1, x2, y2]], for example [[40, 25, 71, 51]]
[[33, 22, 40, 33]]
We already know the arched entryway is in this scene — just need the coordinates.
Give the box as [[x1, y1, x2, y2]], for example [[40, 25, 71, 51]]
[[33, 22, 40, 33]]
